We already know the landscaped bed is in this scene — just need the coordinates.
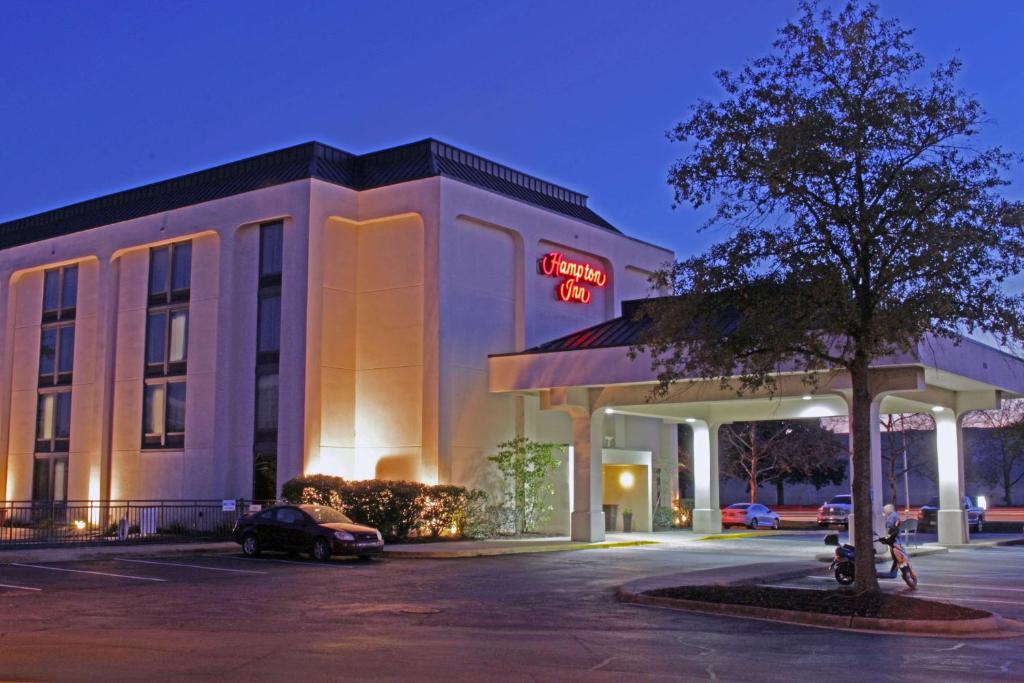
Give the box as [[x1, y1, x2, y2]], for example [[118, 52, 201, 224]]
[[644, 586, 988, 621]]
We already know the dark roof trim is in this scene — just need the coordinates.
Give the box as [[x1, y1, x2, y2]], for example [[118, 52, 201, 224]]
[[0, 139, 620, 250], [491, 298, 655, 357]]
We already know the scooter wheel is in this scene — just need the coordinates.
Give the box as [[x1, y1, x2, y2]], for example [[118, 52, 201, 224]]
[[835, 565, 855, 585], [901, 566, 918, 589]]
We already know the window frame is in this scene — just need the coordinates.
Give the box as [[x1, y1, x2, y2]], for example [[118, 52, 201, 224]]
[[141, 378, 187, 450], [35, 387, 72, 454], [148, 242, 192, 306], [42, 265, 78, 323], [145, 304, 189, 377]]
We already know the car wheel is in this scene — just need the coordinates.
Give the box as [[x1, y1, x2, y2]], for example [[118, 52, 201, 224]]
[[771, 518, 780, 530], [747, 519, 757, 530], [975, 518, 984, 533], [242, 533, 261, 557], [312, 537, 331, 562]]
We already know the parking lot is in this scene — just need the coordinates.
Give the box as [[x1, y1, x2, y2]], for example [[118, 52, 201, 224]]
[[1, 538, 1023, 681]]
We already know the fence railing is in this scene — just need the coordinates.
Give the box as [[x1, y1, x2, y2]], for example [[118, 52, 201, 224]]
[[0, 499, 271, 548]]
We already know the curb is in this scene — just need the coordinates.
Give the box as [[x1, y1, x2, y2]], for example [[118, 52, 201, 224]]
[[383, 540, 660, 559], [619, 591, 1023, 638], [617, 563, 1024, 639]]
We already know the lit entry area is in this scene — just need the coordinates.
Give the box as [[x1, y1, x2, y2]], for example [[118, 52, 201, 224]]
[[489, 300, 1024, 546]]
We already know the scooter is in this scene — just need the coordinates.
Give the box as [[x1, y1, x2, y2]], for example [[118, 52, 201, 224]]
[[824, 530, 918, 588]]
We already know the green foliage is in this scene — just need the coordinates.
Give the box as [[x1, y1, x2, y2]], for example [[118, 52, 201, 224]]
[[281, 475, 490, 543], [488, 437, 563, 534], [652, 505, 673, 530], [634, 0, 1024, 592]]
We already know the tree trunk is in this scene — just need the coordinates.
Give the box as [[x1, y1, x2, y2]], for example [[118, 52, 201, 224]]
[[1004, 464, 1014, 506], [849, 361, 880, 592], [776, 478, 785, 505]]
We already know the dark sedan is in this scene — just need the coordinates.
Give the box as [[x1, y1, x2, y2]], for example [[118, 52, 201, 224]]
[[233, 504, 384, 560]]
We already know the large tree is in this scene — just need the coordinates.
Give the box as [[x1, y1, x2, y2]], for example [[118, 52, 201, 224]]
[[635, 2, 1024, 591]]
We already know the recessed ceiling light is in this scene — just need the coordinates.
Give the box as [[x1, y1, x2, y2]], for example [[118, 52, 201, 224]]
[[932, 406, 945, 413], [605, 408, 615, 414], [684, 418, 696, 423], [801, 395, 813, 401]]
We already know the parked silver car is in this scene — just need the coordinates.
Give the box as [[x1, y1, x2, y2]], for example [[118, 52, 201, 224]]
[[817, 494, 852, 528], [721, 503, 781, 529]]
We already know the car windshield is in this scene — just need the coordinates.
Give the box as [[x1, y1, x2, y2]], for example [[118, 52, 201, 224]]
[[727, 503, 750, 509], [827, 496, 851, 504], [303, 506, 352, 524], [926, 497, 939, 507]]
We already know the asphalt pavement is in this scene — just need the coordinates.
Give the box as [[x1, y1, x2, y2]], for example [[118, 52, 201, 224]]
[[0, 534, 1022, 681]]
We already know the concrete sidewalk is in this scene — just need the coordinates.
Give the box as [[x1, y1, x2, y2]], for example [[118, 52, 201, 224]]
[[0, 540, 238, 564]]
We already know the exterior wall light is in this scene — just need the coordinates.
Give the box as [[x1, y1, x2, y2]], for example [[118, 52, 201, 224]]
[[619, 471, 635, 489]]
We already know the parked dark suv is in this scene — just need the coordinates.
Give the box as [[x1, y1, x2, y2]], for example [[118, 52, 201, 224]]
[[233, 504, 384, 560], [918, 496, 985, 532]]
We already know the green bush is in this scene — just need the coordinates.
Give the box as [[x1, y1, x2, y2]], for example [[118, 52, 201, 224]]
[[281, 476, 490, 543]]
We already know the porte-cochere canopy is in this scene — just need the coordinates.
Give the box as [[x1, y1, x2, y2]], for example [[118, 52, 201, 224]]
[[489, 299, 1024, 545]]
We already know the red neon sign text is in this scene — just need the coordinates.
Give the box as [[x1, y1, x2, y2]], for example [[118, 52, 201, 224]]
[[538, 252, 608, 304]]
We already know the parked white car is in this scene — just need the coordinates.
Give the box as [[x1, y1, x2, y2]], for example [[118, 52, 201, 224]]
[[721, 503, 781, 530]]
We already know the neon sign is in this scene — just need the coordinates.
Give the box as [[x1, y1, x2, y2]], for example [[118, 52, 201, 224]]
[[538, 251, 607, 304]]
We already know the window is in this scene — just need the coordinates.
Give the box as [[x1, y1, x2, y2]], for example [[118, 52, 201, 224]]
[[145, 308, 188, 375], [38, 324, 75, 386], [257, 292, 280, 355], [142, 381, 186, 448], [36, 390, 71, 453], [32, 454, 68, 502], [148, 242, 191, 304], [42, 265, 77, 322], [34, 265, 77, 501], [260, 223, 283, 279], [253, 222, 283, 499], [254, 372, 279, 435], [143, 242, 190, 448]]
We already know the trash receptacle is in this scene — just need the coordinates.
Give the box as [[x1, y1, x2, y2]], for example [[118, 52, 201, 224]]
[[602, 504, 618, 532]]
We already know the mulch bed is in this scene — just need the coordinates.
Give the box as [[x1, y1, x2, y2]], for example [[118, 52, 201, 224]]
[[644, 585, 988, 621]]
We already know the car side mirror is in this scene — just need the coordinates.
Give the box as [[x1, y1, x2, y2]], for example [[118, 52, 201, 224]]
[[824, 533, 839, 546]]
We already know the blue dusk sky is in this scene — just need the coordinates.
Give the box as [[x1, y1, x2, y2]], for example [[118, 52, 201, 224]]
[[1, 1, 1022, 259]]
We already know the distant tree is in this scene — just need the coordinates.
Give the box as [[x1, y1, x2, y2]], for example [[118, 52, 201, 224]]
[[721, 420, 843, 503], [880, 413, 931, 509], [634, 2, 1024, 591], [771, 434, 846, 505], [970, 401, 1024, 505]]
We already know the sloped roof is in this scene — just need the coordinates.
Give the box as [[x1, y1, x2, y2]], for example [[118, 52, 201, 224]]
[[0, 139, 619, 250], [511, 299, 653, 355]]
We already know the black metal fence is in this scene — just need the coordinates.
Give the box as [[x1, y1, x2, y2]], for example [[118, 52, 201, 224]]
[[0, 499, 270, 548]]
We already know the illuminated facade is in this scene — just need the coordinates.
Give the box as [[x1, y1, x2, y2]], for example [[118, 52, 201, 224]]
[[0, 140, 677, 534]]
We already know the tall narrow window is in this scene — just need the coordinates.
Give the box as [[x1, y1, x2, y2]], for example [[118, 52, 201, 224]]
[[142, 242, 191, 448], [253, 222, 283, 500], [33, 265, 77, 501]]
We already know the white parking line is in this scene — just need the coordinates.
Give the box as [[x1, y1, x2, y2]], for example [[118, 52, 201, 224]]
[[0, 582, 41, 592], [11, 563, 166, 582], [114, 558, 266, 575], [209, 555, 353, 568], [916, 583, 1024, 594], [916, 594, 1024, 607]]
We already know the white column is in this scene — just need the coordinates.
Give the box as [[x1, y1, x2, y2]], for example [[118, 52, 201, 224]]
[[691, 420, 722, 534], [570, 412, 605, 542], [934, 410, 968, 545]]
